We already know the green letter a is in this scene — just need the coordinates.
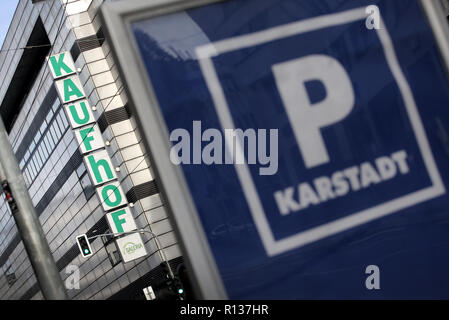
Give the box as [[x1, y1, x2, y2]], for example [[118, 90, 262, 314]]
[[64, 78, 84, 102]]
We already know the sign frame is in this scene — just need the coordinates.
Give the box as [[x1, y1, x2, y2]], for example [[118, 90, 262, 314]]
[[116, 232, 148, 263], [47, 47, 145, 264], [100, 0, 449, 300]]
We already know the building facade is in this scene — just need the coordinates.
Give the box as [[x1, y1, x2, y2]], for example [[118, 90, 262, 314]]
[[0, 0, 184, 300]]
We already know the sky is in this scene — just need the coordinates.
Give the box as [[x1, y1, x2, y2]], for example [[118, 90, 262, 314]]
[[0, 0, 19, 48]]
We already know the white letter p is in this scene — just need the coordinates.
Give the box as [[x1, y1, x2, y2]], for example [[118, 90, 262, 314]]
[[272, 55, 354, 168]]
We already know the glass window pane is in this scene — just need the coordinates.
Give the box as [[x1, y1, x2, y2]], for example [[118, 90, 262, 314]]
[[76, 163, 86, 177], [52, 101, 60, 113], [43, 136, 51, 155], [56, 113, 66, 134], [34, 154, 41, 171], [46, 132, 55, 150], [34, 131, 41, 143], [38, 148, 45, 167], [29, 141, 35, 153], [40, 122, 47, 135], [53, 121, 62, 140], [46, 109, 54, 123], [36, 154, 43, 172], [50, 125, 58, 144], [26, 170, 31, 186], [39, 145, 48, 161], [24, 169, 30, 185], [29, 161, 36, 179], [60, 110, 69, 128]]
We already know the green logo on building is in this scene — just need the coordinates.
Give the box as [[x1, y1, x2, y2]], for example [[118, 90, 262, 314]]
[[123, 242, 143, 254]]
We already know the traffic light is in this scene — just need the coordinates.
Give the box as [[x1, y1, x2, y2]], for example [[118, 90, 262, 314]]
[[76, 234, 93, 258], [173, 276, 185, 299], [157, 276, 185, 300], [159, 262, 185, 300], [1, 180, 18, 212]]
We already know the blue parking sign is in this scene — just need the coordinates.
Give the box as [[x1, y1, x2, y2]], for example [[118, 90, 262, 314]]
[[194, 5, 446, 257], [106, 0, 449, 298]]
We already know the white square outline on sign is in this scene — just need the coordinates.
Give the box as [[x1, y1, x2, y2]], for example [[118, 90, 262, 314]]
[[195, 7, 446, 257]]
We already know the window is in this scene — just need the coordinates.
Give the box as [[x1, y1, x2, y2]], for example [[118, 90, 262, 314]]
[[24, 169, 31, 187], [29, 141, 35, 153], [39, 144, 48, 161], [54, 120, 62, 137], [49, 125, 58, 144], [1, 195, 12, 217], [76, 163, 86, 177], [4, 265, 17, 287], [60, 110, 69, 128], [34, 131, 41, 144], [52, 100, 60, 113], [45, 109, 53, 124], [34, 153, 42, 170], [40, 122, 46, 135], [46, 131, 55, 149], [38, 150, 45, 166], [102, 232, 122, 267], [29, 160, 36, 178], [39, 147, 46, 164], [80, 173, 95, 200], [55, 114, 65, 134], [43, 135, 52, 154]]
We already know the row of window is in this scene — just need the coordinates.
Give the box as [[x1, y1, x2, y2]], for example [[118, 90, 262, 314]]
[[0, 101, 72, 281], [19, 100, 70, 187]]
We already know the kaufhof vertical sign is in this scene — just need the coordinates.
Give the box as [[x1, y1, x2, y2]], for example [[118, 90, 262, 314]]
[[48, 52, 147, 263]]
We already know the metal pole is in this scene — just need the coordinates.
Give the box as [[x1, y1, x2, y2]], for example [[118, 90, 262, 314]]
[[0, 116, 67, 300]]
